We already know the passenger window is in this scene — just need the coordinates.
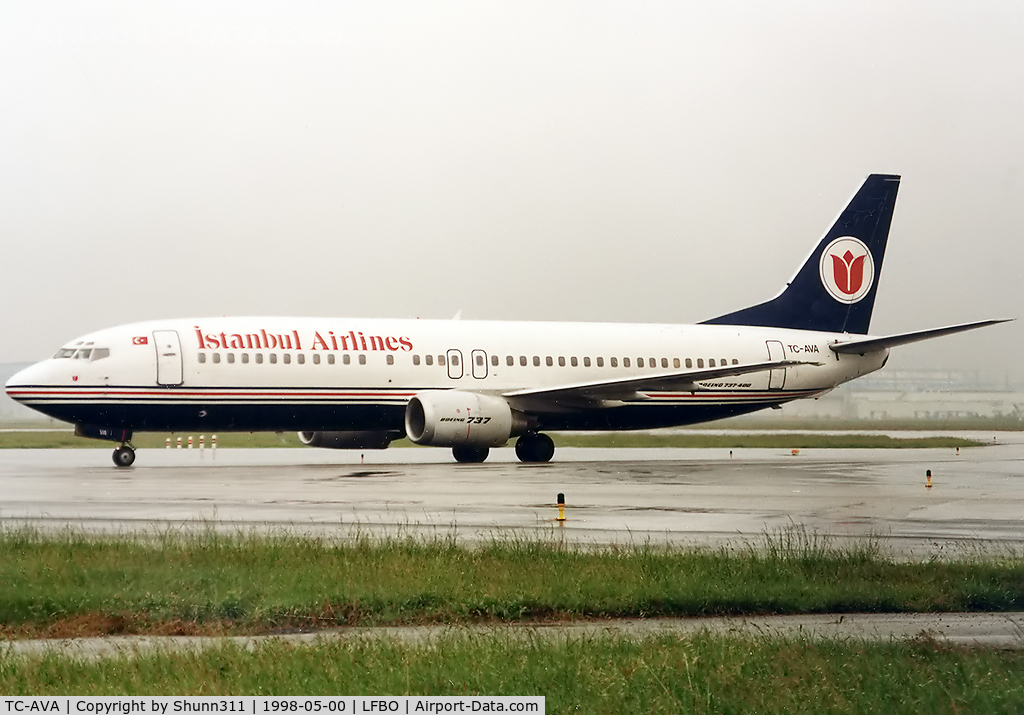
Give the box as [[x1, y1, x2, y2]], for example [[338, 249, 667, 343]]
[[637, 358, 644, 368], [533, 356, 540, 366], [596, 357, 604, 367], [241, 353, 249, 364], [425, 355, 433, 366], [558, 357, 565, 367], [583, 357, 590, 367], [507, 356, 515, 367], [227, 353, 235, 364], [709, 359, 715, 367], [476, 355, 484, 367], [328, 354, 336, 365], [297, 354, 305, 365], [386, 355, 394, 365], [451, 355, 459, 366], [198, 353, 207, 364], [269, 354, 277, 364], [651, 357, 657, 367], [571, 357, 578, 367], [732, 359, 739, 365], [697, 358, 704, 368], [313, 354, 320, 365], [686, 358, 693, 368], [721, 358, 727, 366], [283, 354, 291, 365], [256, 354, 264, 364], [90, 348, 110, 361], [673, 358, 680, 369], [413, 355, 421, 366], [358, 354, 366, 365], [491, 355, 499, 367], [610, 357, 618, 367], [343, 354, 351, 365], [438, 355, 446, 367], [661, 358, 668, 368], [623, 358, 631, 368], [546, 356, 553, 367]]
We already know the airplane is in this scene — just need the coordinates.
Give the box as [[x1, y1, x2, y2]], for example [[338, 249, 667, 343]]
[[4, 174, 1009, 467]]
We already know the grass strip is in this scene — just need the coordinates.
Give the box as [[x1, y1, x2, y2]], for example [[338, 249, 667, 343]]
[[0, 431, 985, 449], [2, 633, 1023, 711], [0, 528, 1021, 638]]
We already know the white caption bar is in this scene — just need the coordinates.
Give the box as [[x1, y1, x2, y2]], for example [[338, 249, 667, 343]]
[[1, 698, 543, 715]]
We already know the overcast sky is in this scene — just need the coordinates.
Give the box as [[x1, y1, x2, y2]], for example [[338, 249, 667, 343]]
[[1, 1, 1021, 380]]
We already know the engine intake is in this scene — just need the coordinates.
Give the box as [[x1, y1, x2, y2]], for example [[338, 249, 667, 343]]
[[404, 390, 527, 448], [297, 431, 397, 450]]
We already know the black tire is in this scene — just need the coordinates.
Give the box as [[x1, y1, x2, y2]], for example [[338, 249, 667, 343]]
[[515, 433, 555, 463], [452, 445, 489, 463], [112, 446, 136, 468]]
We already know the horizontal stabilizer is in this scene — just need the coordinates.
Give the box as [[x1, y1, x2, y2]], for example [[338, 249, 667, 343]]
[[830, 319, 1012, 355]]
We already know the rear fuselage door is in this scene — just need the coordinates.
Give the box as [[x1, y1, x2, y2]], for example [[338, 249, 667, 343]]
[[447, 349, 464, 380], [154, 330, 184, 386], [766, 340, 786, 390], [471, 349, 488, 379]]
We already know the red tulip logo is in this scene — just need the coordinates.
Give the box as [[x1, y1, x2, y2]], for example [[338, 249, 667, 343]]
[[831, 250, 866, 295], [819, 236, 873, 304]]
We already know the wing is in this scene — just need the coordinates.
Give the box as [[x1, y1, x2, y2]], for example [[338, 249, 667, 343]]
[[501, 358, 814, 407]]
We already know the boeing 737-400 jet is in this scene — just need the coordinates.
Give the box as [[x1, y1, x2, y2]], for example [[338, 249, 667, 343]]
[[5, 174, 1009, 466]]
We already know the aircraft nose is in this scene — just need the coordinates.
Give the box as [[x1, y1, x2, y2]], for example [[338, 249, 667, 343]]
[[5, 362, 50, 403]]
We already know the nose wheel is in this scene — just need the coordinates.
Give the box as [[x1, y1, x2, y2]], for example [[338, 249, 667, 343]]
[[112, 444, 136, 468]]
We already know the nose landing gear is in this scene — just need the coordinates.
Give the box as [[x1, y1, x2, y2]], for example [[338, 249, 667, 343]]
[[112, 444, 136, 468]]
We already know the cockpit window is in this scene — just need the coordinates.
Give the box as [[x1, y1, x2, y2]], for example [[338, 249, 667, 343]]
[[53, 349, 76, 359], [91, 348, 110, 361]]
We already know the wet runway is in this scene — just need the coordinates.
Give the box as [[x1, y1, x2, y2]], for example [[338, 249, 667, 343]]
[[1, 433, 1022, 556]]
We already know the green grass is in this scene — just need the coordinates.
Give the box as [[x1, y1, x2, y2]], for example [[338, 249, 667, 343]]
[[0, 528, 1021, 638], [0, 430, 986, 449], [2, 634, 1023, 711], [551, 432, 985, 449]]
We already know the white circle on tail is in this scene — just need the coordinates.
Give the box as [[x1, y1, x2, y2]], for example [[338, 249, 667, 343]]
[[819, 236, 874, 304]]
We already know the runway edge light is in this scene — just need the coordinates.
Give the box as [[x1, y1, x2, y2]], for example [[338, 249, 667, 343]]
[[557, 492, 566, 522], [926, 469, 932, 489]]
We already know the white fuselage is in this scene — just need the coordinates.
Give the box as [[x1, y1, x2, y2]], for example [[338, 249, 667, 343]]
[[5, 316, 887, 435]]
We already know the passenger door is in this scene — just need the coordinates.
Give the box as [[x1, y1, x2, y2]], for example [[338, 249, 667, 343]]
[[765, 340, 786, 390], [154, 330, 184, 386]]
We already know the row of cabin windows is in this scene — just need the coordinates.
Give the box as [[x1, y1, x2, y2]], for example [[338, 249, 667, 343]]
[[198, 352, 382, 366], [197, 352, 741, 370], [413, 355, 741, 369]]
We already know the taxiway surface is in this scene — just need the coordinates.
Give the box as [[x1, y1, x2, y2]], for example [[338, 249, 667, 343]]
[[1, 434, 1022, 556]]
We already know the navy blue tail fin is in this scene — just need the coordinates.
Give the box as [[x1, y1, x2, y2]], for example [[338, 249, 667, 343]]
[[702, 174, 900, 335]]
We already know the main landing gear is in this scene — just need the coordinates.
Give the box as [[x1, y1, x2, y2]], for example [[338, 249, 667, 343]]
[[515, 432, 555, 463], [112, 443, 136, 468], [450, 433, 555, 464], [452, 445, 490, 463]]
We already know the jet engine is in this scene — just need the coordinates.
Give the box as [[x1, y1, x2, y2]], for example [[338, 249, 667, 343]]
[[297, 431, 397, 450], [404, 390, 528, 448]]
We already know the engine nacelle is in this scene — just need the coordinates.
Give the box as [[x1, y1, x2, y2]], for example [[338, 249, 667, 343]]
[[404, 390, 527, 448], [297, 431, 396, 450]]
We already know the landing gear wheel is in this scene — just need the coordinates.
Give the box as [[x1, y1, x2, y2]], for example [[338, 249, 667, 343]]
[[112, 445, 136, 468], [452, 445, 489, 463], [515, 433, 555, 463]]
